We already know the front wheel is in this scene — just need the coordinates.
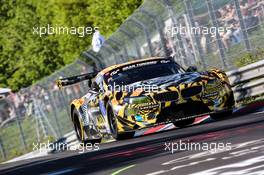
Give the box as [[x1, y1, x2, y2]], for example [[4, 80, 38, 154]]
[[107, 106, 134, 140]]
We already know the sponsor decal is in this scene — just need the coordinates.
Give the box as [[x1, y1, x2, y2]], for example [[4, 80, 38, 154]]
[[135, 115, 143, 122]]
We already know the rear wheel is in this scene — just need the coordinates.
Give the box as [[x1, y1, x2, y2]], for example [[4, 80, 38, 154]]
[[173, 118, 195, 128], [73, 111, 83, 141], [73, 109, 101, 144], [107, 106, 134, 140]]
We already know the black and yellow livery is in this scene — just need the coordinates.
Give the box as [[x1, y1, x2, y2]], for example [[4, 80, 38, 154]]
[[57, 57, 235, 143]]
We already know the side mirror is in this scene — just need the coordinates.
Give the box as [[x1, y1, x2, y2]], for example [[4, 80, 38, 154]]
[[186, 66, 198, 72]]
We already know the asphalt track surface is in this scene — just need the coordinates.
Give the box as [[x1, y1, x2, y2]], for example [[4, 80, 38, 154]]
[[0, 105, 264, 175]]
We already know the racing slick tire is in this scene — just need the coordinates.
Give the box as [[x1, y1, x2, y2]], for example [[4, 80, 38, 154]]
[[73, 109, 102, 144], [173, 118, 195, 128], [107, 106, 135, 140]]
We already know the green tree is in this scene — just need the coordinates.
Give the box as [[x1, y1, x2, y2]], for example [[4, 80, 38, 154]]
[[0, 0, 142, 91], [88, 0, 142, 37]]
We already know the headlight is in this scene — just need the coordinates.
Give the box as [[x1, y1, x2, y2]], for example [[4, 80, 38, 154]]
[[124, 96, 151, 104]]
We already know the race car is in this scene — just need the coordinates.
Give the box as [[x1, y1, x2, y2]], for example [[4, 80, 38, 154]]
[[57, 57, 235, 143]]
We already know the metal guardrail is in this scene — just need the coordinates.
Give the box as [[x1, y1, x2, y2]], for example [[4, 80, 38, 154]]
[[227, 60, 264, 101]]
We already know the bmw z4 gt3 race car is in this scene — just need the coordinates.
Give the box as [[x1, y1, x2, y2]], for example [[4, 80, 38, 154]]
[[57, 57, 235, 143]]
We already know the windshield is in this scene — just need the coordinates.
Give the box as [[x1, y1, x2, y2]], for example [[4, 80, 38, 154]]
[[105, 60, 185, 86]]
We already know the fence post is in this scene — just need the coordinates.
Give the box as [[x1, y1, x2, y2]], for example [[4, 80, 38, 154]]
[[13, 104, 27, 152], [130, 18, 154, 57], [234, 0, 251, 51], [0, 137, 6, 160], [61, 88, 71, 118], [48, 90, 62, 138], [119, 28, 142, 59], [139, 8, 170, 57], [206, 0, 227, 69], [162, 0, 188, 66], [184, 0, 206, 69]]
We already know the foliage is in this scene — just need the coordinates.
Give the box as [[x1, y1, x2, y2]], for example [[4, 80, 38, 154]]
[[0, 0, 142, 91], [234, 48, 264, 67]]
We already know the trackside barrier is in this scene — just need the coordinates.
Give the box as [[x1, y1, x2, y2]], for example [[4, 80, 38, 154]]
[[227, 60, 264, 101]]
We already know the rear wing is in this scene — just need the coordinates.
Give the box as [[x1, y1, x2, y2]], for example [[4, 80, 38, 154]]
[[56, 72, 98, 88]]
